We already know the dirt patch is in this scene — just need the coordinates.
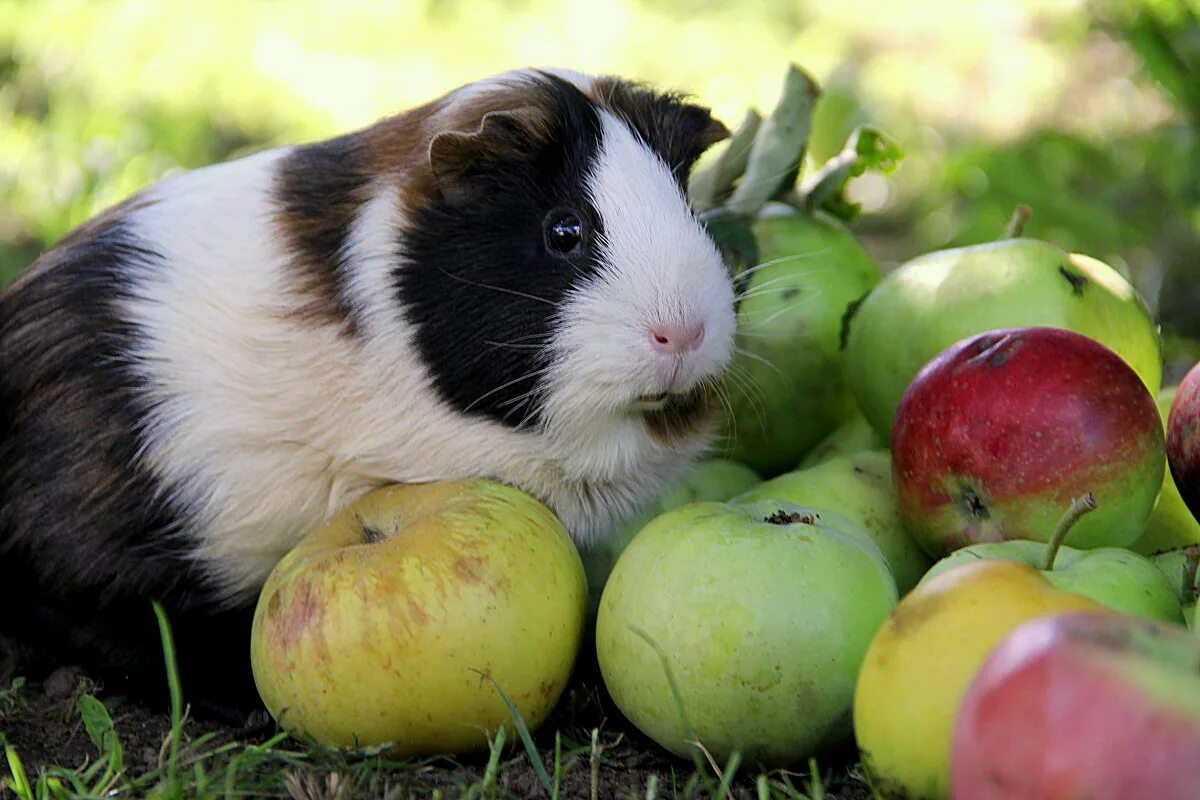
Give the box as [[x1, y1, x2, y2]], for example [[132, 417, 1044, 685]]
[[0, 631, 873, 798]]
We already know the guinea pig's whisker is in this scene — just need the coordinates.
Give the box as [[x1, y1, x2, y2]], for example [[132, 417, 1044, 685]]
[[435, 267, 556, 307], [725, 362, 769, 417], [461, 365, 553, 415], [735, 285, 830, 303], [736, 249, 834, 281], [733, 346, 792, 386], [710, 376, 739, 442], [739, 293, 826, 329]]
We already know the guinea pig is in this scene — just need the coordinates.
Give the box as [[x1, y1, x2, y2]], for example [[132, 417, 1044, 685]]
[[0, 67, 736, 715]]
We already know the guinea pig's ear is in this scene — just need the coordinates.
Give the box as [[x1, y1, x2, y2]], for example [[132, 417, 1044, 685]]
[[429, 108, 543, 205], [673, 104, 732, 169]]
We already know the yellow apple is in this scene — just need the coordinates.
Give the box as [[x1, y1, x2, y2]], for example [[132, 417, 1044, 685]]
[[250, 479, 587, 756], [852, 559, 1107, 799]]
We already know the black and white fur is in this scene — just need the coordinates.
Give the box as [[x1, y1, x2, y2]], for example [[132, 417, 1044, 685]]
[[0, 68, 735, 711]]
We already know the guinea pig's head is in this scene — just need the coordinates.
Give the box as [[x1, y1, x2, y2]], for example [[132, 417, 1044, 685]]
[[395, 69, 736, 470]]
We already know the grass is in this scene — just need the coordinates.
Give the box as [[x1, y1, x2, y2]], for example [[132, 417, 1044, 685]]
[[0, 606, 877, 799]]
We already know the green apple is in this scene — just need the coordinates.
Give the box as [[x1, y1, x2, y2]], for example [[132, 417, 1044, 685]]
[[597, 499, 897, 765], [250, 480, 587, 756], [715, 207, 881, 477], [733, 450, 930, 592], [582, 458, 761, 603], [1133, 386, 1200, 554], [796, 405, 885, 469], [923, 540, 1183, 624], [844, 237, 1163, 437]]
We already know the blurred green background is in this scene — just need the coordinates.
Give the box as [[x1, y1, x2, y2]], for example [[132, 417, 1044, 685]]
[[2, 0, 1197, 372]]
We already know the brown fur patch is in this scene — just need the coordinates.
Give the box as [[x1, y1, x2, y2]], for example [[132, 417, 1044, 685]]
[[361, 78, 556, 209], [642, 380, 719, 447], [7, 193, 163, 294]]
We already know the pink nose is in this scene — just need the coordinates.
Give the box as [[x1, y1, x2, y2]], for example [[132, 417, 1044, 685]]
[[649, 324, 705, 355]]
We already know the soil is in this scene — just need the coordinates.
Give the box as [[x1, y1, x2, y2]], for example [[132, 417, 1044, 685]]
[[0, 631, 873, 799]]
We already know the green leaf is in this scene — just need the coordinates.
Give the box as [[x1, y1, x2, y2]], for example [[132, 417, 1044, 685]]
[[698, 207, 759, 279], [688, 109, 762, 211], [77, 694, 124, 776], [801, 126, 903, 221], [726, 63, 820, 217]]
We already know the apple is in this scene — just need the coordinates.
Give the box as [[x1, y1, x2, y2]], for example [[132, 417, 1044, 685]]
[[922, 496, 1184, 624], [844, 237, 1163, 438], [250, 479, 587, 756], [597, 499, 897, 765], [796, 406, 885, 469], [951, 612, 1200, 800], [853, 559, 1106, 800], [715, 207, 881, 477], [892, 327, 1165, 558], [1167, 361, 1200, 523], [582, 458, 761, 604], [1133, 385, 1200, 554], [733, 450, 930, 592]]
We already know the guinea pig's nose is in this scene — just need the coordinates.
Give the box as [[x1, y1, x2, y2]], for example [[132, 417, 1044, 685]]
[[649, 324, 705, 355]]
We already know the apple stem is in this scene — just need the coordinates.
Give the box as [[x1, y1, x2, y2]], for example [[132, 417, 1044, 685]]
[[1005, 204, 1032, 238], [1042, 493, 1098, 571]]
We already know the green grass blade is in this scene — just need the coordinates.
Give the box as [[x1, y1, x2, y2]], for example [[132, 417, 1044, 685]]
[[152, 600, 183, 786], [714, 751, 741, 800], [626, 625, 715, 795], [481, 725, 505, 800], [807, 757, 825, 800], [4, 743, 34, 800], [471, 669, 553, 797]]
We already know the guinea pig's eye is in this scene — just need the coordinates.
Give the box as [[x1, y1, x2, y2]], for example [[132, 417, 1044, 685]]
[[545, 211, 584, 255]]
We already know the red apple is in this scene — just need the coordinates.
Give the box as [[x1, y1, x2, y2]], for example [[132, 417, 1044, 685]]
[[1167, 361, 1200, 523], [951, 611, 1200, 800], [893, 327, 1164, 558]]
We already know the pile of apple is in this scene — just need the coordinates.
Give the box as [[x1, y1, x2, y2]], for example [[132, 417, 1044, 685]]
[[592, 64, 1200, 799], [244, 64, 1200, 798]]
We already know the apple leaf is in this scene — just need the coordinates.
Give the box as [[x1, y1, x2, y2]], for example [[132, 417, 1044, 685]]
[[688, 109, 762, 212], [725, 63, 820, 217], [801, 126, 903, 222]]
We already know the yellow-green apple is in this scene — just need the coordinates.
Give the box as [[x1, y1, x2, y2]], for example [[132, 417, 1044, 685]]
[[582, 458, 761, 604], [1133, 385, 1200, 554], [892, 327, 1164, 558], [853, 559, 1106, 800], [844, 238, 1162, 438], [250, 480, 587, 756], [923, 495, 1183, 623], [597, 499, 896, 765], [716, 207, 881, 477], [951, 612, 1200, 800], [1167, 361, 1200, 523], [734, 450, 930, 592], [796, 406, 885, 469]]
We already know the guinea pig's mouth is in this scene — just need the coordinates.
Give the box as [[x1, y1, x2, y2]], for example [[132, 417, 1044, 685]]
[[633, 382, 718, 445]]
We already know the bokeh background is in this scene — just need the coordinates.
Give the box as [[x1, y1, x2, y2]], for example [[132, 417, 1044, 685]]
[[2, 0, 1197, 369]]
